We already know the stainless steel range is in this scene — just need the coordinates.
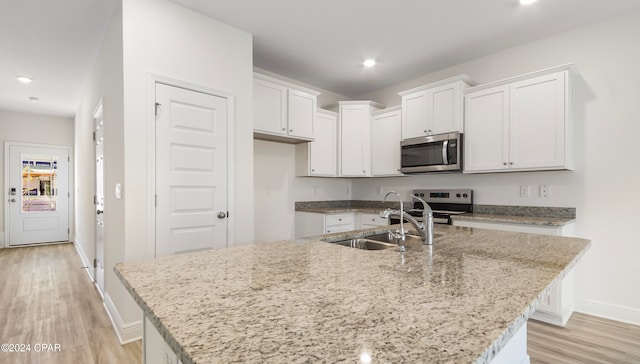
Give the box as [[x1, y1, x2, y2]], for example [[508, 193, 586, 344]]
[[390, 189, 473, 225]]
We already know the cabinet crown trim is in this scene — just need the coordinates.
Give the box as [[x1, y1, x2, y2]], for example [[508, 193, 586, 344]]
[[371, 105, 401, 115], [398, 74, 477, 96], [464, 63, 577, 94], [316, 108, 338, 116], [254, 72, 321, 96], [337, 100, 385, 109]]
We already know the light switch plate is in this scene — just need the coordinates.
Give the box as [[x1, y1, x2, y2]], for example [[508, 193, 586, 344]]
[[115, 183, 122, 199], [520, 185, 530, 198]]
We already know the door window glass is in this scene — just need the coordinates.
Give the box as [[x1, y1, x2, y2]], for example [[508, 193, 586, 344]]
[[21, 153, 58, 212]]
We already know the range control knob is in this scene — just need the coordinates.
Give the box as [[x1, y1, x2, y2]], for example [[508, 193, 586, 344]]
[[463, 193, 468, 198], [456, 193, 461, 198]]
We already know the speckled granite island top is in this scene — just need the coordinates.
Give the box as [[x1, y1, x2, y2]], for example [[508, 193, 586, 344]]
[[115, 225, 589, 364]]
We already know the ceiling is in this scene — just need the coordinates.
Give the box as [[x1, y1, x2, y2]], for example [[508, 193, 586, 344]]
[[2, 0, 640, 118]]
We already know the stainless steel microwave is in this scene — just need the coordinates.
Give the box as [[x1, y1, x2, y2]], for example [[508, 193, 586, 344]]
[[400, 132, 462, 174]]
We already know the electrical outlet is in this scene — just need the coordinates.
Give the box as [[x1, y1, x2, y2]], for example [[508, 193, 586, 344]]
[[540, 185, 550, 198], [519, 185, 530, 198]]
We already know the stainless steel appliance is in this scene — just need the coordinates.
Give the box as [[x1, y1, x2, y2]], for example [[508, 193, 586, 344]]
[[390, 189, 473, 225], [399, 132, 462, 174]]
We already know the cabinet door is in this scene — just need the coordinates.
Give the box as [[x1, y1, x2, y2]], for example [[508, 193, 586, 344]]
[[144, 316, 178, 364], [509, 71, 566, 170], [254, 78, 287, 135], [288, 89, 316, 139], [464, 85, 510, 173], [429, 82, 462, 134], [340, 105, 370, 176], [371, 109, 402, 176], [401, 91, 428, 140], [309, 111, 337, 176]]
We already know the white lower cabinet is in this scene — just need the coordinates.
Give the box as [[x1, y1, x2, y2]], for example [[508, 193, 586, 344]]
[[295, 212, 355, 238], [295, 211, 390, 238], [144, 316, 182, 364], [356, 212, 389, 229], [452, 219, 576, 326]]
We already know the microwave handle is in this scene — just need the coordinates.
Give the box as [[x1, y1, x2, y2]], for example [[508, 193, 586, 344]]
[[442, 140, 449, 165]]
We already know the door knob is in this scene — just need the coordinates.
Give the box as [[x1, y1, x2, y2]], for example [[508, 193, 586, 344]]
[[97, 210, 104, 215], [217, 211, 227, 219]]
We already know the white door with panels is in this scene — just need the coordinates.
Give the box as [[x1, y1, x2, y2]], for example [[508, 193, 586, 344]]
[[155, 83, 228, 257], [94, 104, 105, 294], [6, 144, 69, 246]]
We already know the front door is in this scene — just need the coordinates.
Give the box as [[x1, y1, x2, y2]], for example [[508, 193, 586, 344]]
[[6, 144, 70, 246], [94, 104, 105, 293], [155, 83, 228, 256]]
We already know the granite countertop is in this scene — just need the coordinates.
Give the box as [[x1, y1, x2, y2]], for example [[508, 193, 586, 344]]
[[295, 201, 577, 227], [115, 225, 589, 364], [296, 206, 384, 214], [452, 213, 575, 227]]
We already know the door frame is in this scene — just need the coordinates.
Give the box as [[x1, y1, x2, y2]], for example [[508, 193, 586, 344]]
[[146, 73, 236, 258], [3, 141, 73, 248]]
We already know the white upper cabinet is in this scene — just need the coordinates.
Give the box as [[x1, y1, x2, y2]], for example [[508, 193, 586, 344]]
[[338, 101, 383, 177], [399, 75, 476, 140], [371, 106, 402, 177], [296, 109, 337, 177], [464, 65, 575, 173], [253, 73, 319, 143]]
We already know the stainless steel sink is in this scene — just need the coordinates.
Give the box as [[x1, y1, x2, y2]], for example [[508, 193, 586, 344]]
[[335, 238, 397, 250], [333, 231, 431, 250], [365, 232, 425, 245]]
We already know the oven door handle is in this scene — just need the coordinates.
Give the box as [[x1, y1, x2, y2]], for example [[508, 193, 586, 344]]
[[442, 140, 449, 165]]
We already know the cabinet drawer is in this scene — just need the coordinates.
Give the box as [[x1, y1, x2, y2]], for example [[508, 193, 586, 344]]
[[358, 213, 388, 227], [325, 213, 354, 226], [325, 224, 354, 234]]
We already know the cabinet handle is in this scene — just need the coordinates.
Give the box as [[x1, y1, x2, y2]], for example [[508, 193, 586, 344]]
[[503, 162, 507, 166], [327, 230, 331, 233], [311, 169, 315, 172], [289, 129, 293, 132], [424, 130, 428, 133], [338, 218, 342, 221], [509, 162, 514, 165]]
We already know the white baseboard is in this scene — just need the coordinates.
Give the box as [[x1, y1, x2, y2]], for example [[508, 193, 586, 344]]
[[575, 298, 640, 326], [104, 293, 143, 344], [0, 230, 4, 248], [73, 241, 95, 282]]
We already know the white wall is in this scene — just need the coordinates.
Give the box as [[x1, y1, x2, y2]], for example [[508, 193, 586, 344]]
[[74, 0, 254, 341], [254, 140, 351, 242], [74, 0, 132, 340], [354, 11, 640, 324], [0, 110, 74, 247], [119, 0, 253, 328]]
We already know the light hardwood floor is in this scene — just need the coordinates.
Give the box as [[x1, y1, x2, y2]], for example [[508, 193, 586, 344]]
[[1, 243, 639, 364], [0, 243, 141, 364], [529, 312, 640, 364]]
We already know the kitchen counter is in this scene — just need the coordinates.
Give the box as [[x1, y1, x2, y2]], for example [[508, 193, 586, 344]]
[[452, 213, 575, 227], [115, 225, 589, 364]]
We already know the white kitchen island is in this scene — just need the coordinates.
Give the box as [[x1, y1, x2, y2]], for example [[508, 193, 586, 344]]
[[115, 224, 589, 364]]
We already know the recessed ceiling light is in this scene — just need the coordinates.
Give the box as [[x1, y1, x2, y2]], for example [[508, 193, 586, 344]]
[[363, 59, 376, 68], [520, 0, 537, 5], [29, 96, 40, 102], [17, 76, 33, 84]]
